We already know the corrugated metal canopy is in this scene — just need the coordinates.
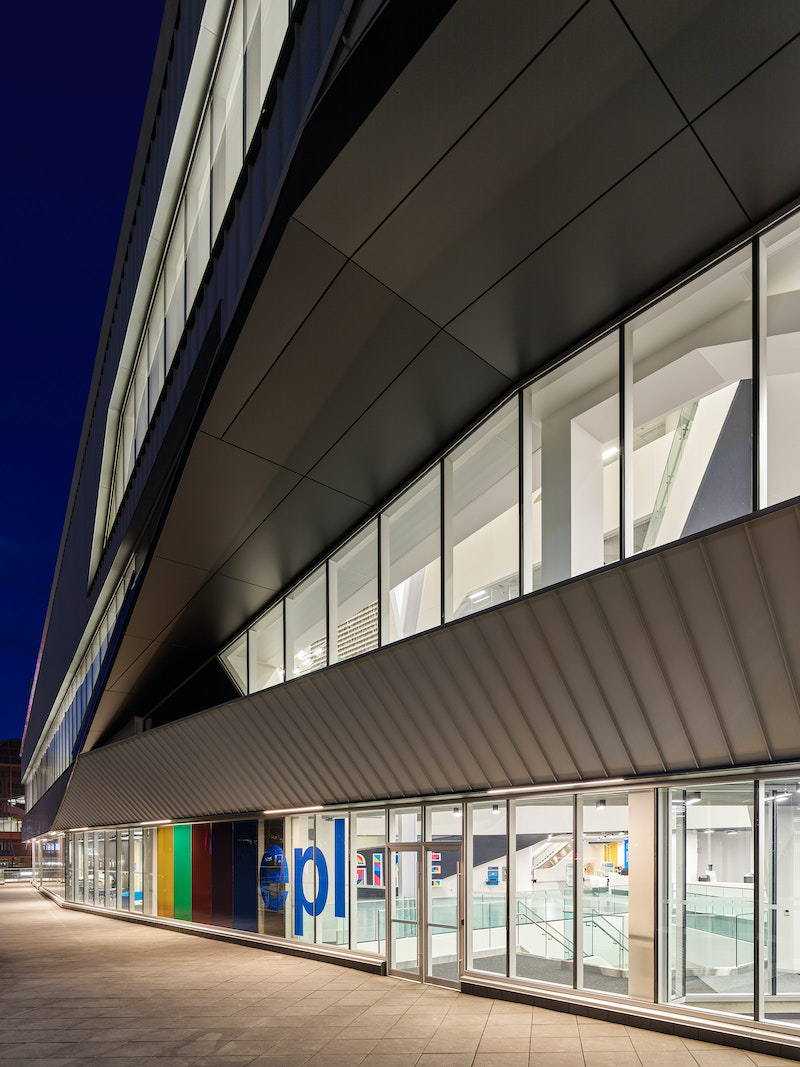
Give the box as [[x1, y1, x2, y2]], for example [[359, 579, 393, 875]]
[[54, 501, 800, 829]]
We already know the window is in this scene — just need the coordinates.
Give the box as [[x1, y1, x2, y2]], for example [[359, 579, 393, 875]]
[[383, 469, 441, 643], [526, 333, 620, 588], [329, 522, 378, 664], [627, 249, 752, 553], [663, 783, 754, 1017], [286, 565, 327, 678], [762, 215, 800, 507], [513, 794, 574, 985], [445, 399, 519, 621], [212, 2, 244, 242], [248, 602, 284, 691], [467, 800, 507, 976]]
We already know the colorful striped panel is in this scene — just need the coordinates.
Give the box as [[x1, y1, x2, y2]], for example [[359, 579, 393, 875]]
[[210, 821, 233, 929], [173, 824, 192, 921], [157, 826, 174, 918]]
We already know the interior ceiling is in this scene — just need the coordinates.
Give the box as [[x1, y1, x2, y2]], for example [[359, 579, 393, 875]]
[[88, 0, 800, 746], [56, 501, 800, 829]]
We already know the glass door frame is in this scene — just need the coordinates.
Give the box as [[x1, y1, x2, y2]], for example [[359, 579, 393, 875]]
[[388, 841, 463, 988]]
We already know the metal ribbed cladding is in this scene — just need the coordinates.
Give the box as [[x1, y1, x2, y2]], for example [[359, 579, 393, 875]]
[[54, 501, 800, 830]]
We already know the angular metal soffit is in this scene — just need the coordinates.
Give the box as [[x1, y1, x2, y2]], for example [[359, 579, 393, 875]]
[[54, 502, 800, 829]]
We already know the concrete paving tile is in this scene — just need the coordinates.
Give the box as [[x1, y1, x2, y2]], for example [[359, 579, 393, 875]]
[[417, 1056, 475, 1066], [482, 1024, 533, 1039], [478, 1036, 532, 1053], [529, 1055, 586, 1067], [247, 1054, 313, 1066], [301, 1054, 370, 1066], [531, 1036, 584, 1053], [582, 1054, 642, 1067], [370, 1036, 432, 1055], [361, 1056, 421, 1067], [474, 1055, 531, 1067], [425, 1033, 483, 1052], [626, 1032, 686, 1049], [582, 1036, 636, 1052], [636, 1053, 697, 1066], [692, 1055, 759, 1066], [530, 1024, 581, 1036]]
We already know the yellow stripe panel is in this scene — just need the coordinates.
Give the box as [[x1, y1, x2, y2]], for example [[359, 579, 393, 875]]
[[157, 826, 174, 918]]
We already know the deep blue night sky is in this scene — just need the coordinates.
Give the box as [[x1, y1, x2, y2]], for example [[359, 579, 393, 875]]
[[0, 4, 166, 746]]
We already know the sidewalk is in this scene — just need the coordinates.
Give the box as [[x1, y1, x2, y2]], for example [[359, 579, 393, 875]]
[[0, 885, 793, 1066]]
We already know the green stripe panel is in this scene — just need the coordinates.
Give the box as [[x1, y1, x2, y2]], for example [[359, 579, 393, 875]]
[[173, 824, 192, 921]]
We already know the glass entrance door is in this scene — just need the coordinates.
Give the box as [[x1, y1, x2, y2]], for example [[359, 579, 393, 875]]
[[426, 844, 461, 986], [390, 848, 421, 979], [389, 844, 462, 986]]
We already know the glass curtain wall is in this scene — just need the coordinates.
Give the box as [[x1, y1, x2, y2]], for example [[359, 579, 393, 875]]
[[627, 249, 752, 553], [467, 801, 507, 976], [762, 214, 800, 507], [384, 469, 441, 643], [526, 334, 620, 589], [286, 566, 327, 678], [664, 783, 754, 1018], [106, 0, 292, 538], [513, 794, 574, 985], [582, 793, 630, 996], [445, 399, 519, 621], [213, 213, 800, 710], [248, 602, 284, 691], [354, 809, 386, 955], [329, 521, 378, 663], [763, 778, 800, 1026]]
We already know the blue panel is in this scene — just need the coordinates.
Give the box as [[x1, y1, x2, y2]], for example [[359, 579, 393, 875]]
[[232, 820, 258, 932]]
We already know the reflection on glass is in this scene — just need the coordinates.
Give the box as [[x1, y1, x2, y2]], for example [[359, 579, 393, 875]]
[[95, 832, 105, 907], [212, 1, 244, 242], [286, 566, 327, 678], [467, 801, 507, 976], [763, 216, 800, 507], [249, 602, 284, 692], [143, 828, 156, 916], [513, 795, 573, 985], [628, 249, 752, 554], [664, 784, 754, 1018], [527, 334, 620, 589], [355, 810, 386, 955], [582, 793, 629, 996], [186, 113, 211, 309], [391, 850, 419, 977], [118, 829, 130, 912], [258, 818, 287, 938], [106, 831, 117, 910], [329, 522, 378, 664], [86, 832, 95, 905], [384, 469, 441, 643], [446, 399, 519, 621], [762, 779, 800, 1025], [132, 829, 143, 913]]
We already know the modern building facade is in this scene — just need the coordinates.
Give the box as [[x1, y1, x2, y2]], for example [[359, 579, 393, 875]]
[[23, 0, 800, 1054], [0, 741, 26, 870]]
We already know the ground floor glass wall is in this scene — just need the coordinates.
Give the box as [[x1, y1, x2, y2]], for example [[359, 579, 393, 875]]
[[33, 772, 800, 1035]]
